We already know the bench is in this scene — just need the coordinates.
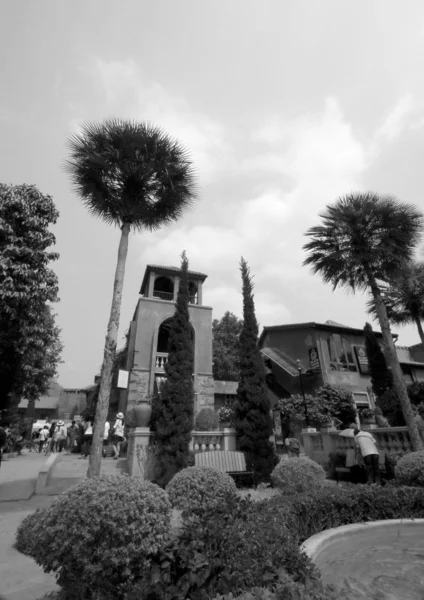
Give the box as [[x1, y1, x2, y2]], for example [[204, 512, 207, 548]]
[[195, 450, 256, 487]]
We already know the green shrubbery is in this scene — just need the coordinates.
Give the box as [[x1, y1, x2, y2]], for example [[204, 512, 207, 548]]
[[194, 408, 220, 431], [395, 451, 424, 487], [16, 474, 171, 599], [271, 457, 326, 494], [166, 466, 237, 513]]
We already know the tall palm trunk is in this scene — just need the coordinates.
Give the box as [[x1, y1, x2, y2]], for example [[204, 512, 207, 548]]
[[87, 222, 130, 478], [414, 316, 424, 345], [366, 270, 423, 451]]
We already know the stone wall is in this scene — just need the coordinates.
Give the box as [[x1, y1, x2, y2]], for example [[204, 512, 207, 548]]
[[127, 369, 150, 407], [196, 375, 215, 413]]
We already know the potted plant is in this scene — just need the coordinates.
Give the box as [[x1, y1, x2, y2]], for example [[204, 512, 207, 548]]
[[217, 406, 235, 430], [194, 408, 220, 431]]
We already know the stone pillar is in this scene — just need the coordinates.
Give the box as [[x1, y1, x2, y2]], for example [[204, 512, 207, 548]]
[[302, 432, 314, 459], [197, 281, 203, 306], [127, 369, 150, 406], [127, 427, 152, 477], [148, 271, 155, 298], [223, 428, 236, 451], [321, 432, 338, 460], [173, 276, 179, 301]]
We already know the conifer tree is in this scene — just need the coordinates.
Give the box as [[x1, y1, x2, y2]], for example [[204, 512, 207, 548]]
[[364, 322, 393, 398], [234, 258, 275, 482], [155, 252, 194, 487]]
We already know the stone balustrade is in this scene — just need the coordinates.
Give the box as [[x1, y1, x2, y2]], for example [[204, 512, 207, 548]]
[[303, 426, 424, 467], [155, 353, 168, 370]]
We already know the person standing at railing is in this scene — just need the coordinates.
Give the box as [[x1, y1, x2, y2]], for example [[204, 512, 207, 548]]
[[353, 428, 380, 484]]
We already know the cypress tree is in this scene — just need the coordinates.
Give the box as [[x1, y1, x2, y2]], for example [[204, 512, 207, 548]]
[[234, 258, 275, 482], [155, 251, 194, 487], [363, 322, 393, 398]]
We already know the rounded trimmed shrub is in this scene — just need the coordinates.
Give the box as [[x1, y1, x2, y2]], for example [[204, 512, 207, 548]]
[[15, 474, 171, 599], [166, 466, 237, 512], [395, 451, 424, 487], [271, 456, 326, 494], [194, 408, 220, 431]]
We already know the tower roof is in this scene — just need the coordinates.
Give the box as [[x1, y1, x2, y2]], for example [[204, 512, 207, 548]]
[[140, 264, 208, 295]]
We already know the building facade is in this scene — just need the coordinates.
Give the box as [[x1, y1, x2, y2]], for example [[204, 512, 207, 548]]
[[259, 320, 424, 411], [124, 265, 214, 414]]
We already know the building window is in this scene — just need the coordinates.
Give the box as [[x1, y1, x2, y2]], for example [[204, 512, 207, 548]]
[[401, 365, 414, 383], [352, 391, 370, 408], [326, 334, 358, 372]]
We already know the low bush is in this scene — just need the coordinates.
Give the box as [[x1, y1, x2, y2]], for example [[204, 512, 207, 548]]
[[194, 408, 220, 431], [15, 474, 171, 599], [138, 496, 330, 599], [395, 451, 424, 487], [384, 451, 407, 480], [166, 466, 237, 513], [267, 483, 424, 543], [271, 457, 326, 494]]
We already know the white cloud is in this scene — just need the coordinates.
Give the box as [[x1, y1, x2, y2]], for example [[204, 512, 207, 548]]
[[376, 93, 415, 142], [88, 57, 234, 184]]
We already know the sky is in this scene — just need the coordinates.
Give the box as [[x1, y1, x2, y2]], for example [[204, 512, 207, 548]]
[[2, 0, 424, 388]]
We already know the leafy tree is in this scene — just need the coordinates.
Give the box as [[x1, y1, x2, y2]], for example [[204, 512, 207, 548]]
[[407, 382, 424, 407], [0, 184, 62, 413], [363, 322, 393, 399], [234, 258, 275, 482], [304, 192, 424, 451], [154, 252, 195, 487], [278, 385, 357, 429], [367, 260, 424, 344], [65, 119, 197, 477], [212, 311, 243, 381]]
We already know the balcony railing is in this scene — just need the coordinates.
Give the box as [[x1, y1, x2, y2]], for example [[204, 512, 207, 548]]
[[153, 290, 174, 301], [155, 353, 168, 370]]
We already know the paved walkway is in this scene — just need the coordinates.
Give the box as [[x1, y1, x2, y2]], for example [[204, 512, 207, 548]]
[[0, 452, 127, 599], [0, 451, 47, 502]]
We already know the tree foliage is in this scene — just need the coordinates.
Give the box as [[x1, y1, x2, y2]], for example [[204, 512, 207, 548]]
[[65, 118, 197, 477], [367, 260, 424, 343], [212, 311, 243, 381], [0, 184, 62, 411], [364, 322, 393, 399], [155, 252, 195, 487], [278, 385, 357, 429], [234, 258, 275, 482], [303, 191, 424, 451]]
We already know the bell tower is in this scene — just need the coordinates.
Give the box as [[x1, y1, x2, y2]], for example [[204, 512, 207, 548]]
[[125, 264, 214, 415]]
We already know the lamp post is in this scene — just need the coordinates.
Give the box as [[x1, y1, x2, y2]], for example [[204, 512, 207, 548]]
[[297, 359, 309, 427]]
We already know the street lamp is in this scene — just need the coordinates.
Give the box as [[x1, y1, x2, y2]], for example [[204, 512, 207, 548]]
[[297, 359, 309, 427]]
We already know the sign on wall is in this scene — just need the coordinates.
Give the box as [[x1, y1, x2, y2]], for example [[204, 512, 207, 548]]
[[117, 370, 129, 389], [309, 347, 321, 371], [354, 346, 369, 374]]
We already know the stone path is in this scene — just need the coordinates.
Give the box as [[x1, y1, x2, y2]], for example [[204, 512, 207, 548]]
[[0, 452, 127, 599]]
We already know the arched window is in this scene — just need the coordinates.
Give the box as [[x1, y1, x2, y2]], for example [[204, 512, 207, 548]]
[[153, 276, 174, 301], [188, 281, 198, 304], [157, 319, 173, 353]]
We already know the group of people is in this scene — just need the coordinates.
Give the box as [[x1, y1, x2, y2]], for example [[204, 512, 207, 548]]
[[31, 413, 127, 459]]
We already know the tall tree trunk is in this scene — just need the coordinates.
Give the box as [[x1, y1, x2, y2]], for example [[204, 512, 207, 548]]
[[414, 317, 424, 345], [367, 270, 423, 451], [87, 222, 130, 478]]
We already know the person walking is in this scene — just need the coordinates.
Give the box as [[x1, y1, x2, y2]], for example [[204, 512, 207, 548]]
[[55, 421, 67, 452], [81, 420, 94, 458], [66, 420, 78, 454], [102, 420, 110, 458], [353, 428, 380, 484], [49, 422, 57, 453], [111, 413, 125, 460], [38, 426, 49, 452]]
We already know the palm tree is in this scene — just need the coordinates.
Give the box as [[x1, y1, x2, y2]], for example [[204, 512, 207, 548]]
[[367, 261, 424, 344], [303, 191, 424, 451], [65, 119, 197, 477]]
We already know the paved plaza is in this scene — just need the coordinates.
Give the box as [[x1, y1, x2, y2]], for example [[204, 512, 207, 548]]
[[0, 451, 126, 599]]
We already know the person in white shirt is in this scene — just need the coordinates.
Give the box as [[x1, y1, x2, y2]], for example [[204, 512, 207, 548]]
[[353, 428, 380, 484], [111, 413, 125, 460], [80, 420, 93, 459], [102, 420, 110, 458], [38, 426, 49, 453]]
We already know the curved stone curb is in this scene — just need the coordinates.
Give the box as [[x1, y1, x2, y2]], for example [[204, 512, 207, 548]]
[[301, 518, 424, 561], [35, 453, 62, 495]]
